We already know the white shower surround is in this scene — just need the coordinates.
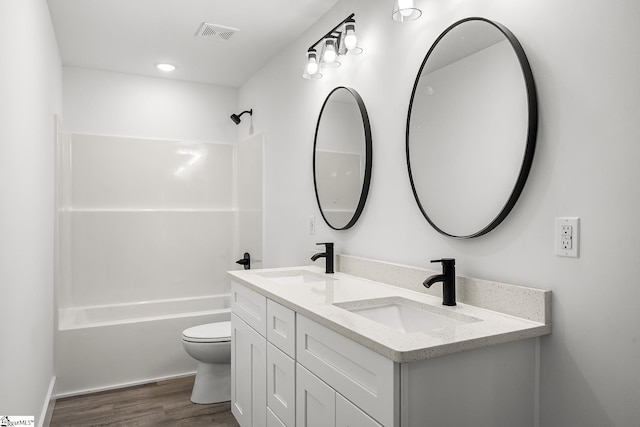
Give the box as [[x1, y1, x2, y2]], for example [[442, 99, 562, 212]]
[[56, 129, 264, 395], [57, 134, 239, 307]]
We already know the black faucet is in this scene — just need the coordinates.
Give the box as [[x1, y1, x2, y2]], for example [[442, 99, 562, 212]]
[[235, 252, 251, 270], [311, 242, 334, 274], [423, 258, 456, 306]]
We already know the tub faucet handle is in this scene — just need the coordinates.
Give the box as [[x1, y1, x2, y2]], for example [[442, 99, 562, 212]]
[[236, 252, 251, 270]]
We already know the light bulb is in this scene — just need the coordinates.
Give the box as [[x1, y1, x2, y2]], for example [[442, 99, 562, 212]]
[[398, 0, 414, 16], [303, 51, 322, 79], [306, 57, 319, 75], [344, 25, 357, 50], [323, 39, 337, 63], [324, 50, 337, 62]]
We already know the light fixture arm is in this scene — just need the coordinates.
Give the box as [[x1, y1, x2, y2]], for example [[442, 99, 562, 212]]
[[307, 13, 355, 52]]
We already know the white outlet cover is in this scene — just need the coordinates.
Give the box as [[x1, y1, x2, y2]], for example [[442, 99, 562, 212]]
[[555, 217, 580, 257]]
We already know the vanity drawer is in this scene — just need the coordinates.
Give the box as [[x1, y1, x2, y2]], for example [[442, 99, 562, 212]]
[[231, 281, 267, 337], [267, 299, 296, 358], [296, 315, 398, 427]]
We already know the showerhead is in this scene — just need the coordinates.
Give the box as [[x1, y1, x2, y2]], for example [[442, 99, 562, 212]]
[[230, 109, 252, 125]]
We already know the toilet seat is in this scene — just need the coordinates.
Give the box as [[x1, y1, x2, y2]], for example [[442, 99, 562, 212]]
[[182, 321, 231, 343]]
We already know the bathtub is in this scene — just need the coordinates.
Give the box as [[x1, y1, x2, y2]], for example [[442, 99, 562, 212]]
[[58, 295, 229, 330], [55, 294, 230, 397]]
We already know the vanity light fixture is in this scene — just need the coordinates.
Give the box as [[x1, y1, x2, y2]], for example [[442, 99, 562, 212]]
[[392, 0, 422, 22], [156, 63, 176, 72], [302, 13, 362, 80]]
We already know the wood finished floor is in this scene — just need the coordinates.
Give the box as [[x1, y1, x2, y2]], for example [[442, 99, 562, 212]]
[[50, 376, 240, 427]]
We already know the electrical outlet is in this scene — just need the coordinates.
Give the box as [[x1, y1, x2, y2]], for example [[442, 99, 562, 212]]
[[555, 217, 579, 257], [309, 216, 315, 235]]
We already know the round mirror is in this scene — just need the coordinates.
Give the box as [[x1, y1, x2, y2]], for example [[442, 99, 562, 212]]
[[407, 17, 537, 238], [314, 87, 372, 230]]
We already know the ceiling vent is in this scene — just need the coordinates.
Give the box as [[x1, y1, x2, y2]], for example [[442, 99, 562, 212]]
[[195, 23, 239, 41]]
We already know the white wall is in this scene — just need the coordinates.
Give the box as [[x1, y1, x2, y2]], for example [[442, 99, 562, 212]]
[[239, 0, 640, 425], [0, 0, 62, 421], [63, 67, 238, 143]]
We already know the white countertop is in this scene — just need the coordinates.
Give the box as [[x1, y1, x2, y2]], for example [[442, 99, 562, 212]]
[[227, 266, 551, 363]]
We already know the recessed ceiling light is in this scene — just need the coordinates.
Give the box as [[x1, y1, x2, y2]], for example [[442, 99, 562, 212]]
[[156, 63, 176, 72]]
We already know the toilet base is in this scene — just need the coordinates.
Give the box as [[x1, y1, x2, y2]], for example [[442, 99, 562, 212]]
[[191, 362, 231, 404]]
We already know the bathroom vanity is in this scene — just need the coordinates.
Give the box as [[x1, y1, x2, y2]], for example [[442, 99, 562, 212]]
[[227, 258, 551, 427]]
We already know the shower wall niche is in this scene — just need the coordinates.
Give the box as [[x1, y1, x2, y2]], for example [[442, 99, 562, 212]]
[[57, 133, 263, 311]]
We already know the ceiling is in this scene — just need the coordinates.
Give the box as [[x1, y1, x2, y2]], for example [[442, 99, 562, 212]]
[[47, 0, 340, 87]]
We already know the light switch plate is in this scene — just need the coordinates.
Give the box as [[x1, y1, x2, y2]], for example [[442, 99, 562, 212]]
[[555, 217, 580, 257], [308, 216, 315, 235]]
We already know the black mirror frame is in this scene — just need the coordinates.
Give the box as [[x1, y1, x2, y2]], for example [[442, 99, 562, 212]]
[[406, 17, 538, 239], [313, 86, 373, 230]]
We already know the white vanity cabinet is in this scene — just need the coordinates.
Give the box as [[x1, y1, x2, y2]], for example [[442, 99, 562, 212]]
[[232, 282, 297, 427], [231, 281, 391, 427], [231, 278, 539, 427]]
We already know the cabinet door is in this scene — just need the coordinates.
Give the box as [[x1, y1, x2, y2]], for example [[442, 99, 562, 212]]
[[267, 408, 287, 427], [296, 315, 397, 427], [267, 343, 295, 427], [296, 364, 335, 427], [232, 313, 267, 427], [336, 393, 383, 427]]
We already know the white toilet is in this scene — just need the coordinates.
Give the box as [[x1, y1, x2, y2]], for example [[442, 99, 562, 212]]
[[181, 321, 231, 404]]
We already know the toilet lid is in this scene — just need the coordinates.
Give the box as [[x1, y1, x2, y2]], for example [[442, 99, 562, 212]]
[[183, 321, 231, 343]]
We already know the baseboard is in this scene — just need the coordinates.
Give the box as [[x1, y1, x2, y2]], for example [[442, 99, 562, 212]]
[[38, 376, 56, 427], [54, 371, 196, 399]]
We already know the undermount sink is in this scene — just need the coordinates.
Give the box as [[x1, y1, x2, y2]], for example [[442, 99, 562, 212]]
[[258, 270, 335, 285], [335, 297, 480, 333]]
